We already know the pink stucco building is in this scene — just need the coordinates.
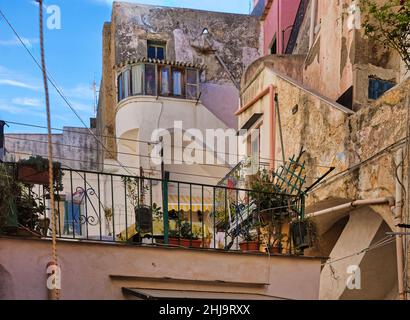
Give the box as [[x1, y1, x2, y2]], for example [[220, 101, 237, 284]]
[[253, 0, 301, 55]]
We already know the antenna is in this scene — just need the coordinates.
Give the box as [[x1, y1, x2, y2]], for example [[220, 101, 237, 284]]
[[92, 75, 98, 117]]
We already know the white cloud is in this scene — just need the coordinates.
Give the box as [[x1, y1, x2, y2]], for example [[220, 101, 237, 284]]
[[64, 84, 95, 100], [71, 101, 93, 112], [0, 104, 44, 118], [0, 36, 39, 49], [0, 79, 40, 91], [12, 97, 42, 107]]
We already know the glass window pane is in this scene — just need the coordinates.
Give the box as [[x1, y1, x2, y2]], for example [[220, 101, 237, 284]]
[[161, 67, 170, 95], [123, 69, 130, 98], [132, 65, 144, 95], [117, 74, 123, 101], [173, 70, 182, 96], [148, 46, 156, 59], [187, 69, 197, 85], [186, 85, 198, 100], [145, 64, 157, 96], [157, 47, 165, 60]]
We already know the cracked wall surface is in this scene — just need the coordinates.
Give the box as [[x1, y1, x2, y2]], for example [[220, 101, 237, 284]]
[[97, 2, 262, 158]]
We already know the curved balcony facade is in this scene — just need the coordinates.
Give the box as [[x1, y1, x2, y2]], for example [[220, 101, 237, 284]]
[[116, 59, 204, 103], [114, 60, 230, 184]]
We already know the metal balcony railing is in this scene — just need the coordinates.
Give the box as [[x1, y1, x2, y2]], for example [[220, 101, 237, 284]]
[[0, 162, 306, 254]]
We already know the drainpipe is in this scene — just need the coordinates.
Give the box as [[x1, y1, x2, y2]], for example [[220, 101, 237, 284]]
[[306, 191, 406, 300], [309, 0, 317, 49], [394, 149, 406, 300], [306, 197, 395, 218], [269, 85, 276, 171]]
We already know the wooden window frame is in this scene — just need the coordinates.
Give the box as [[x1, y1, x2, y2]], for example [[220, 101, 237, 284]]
[[147, 40, 167, 60], [145, 63, 158, 96], [186, 68, 199, 100]]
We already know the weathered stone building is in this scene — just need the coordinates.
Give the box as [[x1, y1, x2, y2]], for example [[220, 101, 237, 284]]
[[236, 0, 410, 299], [97, 2, 262, 183]]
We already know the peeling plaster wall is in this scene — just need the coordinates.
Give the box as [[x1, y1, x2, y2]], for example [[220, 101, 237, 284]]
[[112, 2, 261, 85], [97, 3, 262, 158]]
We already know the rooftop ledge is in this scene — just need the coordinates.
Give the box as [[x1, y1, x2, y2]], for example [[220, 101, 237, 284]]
[[0, 235, 328, 262]]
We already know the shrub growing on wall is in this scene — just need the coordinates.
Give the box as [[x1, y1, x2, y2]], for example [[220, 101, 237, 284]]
[[360, 0, 410, 71]]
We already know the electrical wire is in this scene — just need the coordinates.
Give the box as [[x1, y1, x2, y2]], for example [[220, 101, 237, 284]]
[[4, 135, 233, 169], [0, 8, 135, 177], [321, 236, 396, 266], [4, 135, 324, 181], [3, 120, 335, 169], [308, 134, 410, 194], [3, 120, 157, 145], [5, 150, 228, 181]]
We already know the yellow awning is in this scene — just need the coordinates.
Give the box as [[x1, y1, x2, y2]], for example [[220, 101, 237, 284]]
[[167, 195, 214, 212]]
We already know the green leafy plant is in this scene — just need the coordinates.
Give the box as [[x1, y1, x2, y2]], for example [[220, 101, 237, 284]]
[[18, 155, 64, 191], [249, 169, 285, 213], [122, 176, 149, 209], [0, 164, 46, 234], [152, 202, 162, 219], [180, 221, 200, 240], [360, 0, 410, 71], [248, 169, 294, 252]]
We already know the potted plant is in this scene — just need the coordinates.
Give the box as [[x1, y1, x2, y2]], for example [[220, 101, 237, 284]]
[[239, 230, 259, 252], [267, 232, 288, 254], [17, 156, 63, 190], [169, 220, 202, 248], [291, 217, 317, 251], [122, 177, 153, 236], [248, 169, 296, 255]]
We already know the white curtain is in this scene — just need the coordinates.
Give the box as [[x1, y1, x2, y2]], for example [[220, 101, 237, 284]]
[[123, 69, 130, 98], [173, 71, 182, 96], [132, 65, 144, 95]]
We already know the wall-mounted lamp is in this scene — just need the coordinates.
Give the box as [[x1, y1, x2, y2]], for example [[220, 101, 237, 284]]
[[282, 25, 294, 54]]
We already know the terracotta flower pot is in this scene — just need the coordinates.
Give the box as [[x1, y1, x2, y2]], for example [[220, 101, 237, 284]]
[[17, 165, 49, 185], [169, 238, 202, 248], [268, 246, 282, 254], [239, 241, 259, 252]]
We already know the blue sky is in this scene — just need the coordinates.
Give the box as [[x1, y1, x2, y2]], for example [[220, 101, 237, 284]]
[[0, 0, 250, 133]]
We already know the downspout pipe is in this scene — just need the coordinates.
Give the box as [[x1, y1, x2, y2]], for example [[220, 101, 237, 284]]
[[269, 85, 276, 171], [306, 197, 395, 218], [393, 149, 406, 300]]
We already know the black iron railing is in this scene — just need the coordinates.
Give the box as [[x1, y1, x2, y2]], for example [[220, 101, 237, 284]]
[[0, 163, 305, 254]]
